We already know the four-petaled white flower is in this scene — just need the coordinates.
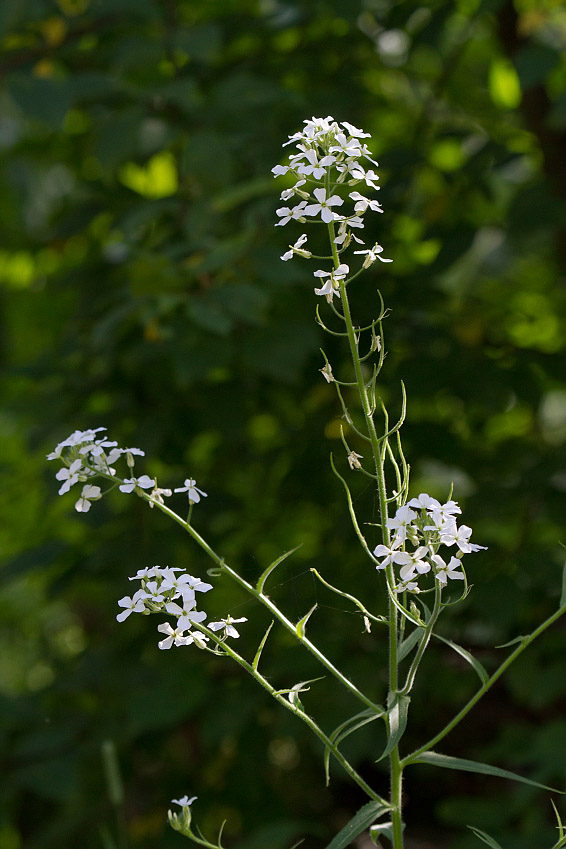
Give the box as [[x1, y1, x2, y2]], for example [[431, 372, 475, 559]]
[[117, 590, 147, 622], [208, 615, 248, 639], [166, 601, 207, 631], [431, 554, 466, 585], [56, 459, 85, 495], [349, 191, 383, 215], [275, 201, 307, 226], [157, 622, 192, 650], [174, 479, 207, 504], [440, 523, 486, 554], [313, 263, 349, 302], [119, 475, 155, 493], [304, 187, 344, 223], [386, 506, 417, 543], [281, 233, 311, 262], [354, 243, 392, 268], [75, 484, 101, 513]]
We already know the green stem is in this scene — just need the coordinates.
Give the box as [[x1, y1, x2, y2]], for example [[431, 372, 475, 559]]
[[197, 624, 390, 805], [327, 221, 404, 848], [134, 491, 383, 715], [400, 583, 442, 696], [402, 602, 566, 767]]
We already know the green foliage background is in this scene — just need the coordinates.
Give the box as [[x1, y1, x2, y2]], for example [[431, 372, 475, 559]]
[[1, 1, 566, 847]]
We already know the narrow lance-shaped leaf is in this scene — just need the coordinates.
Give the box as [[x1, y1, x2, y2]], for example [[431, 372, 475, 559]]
[[324, 707, 385, 785], [410, 751, 565, 794], [398, 627, 424, 663], [256, 545, 302, 595], [252, 620, 274, 672], [323, 801, 391, 849], [433, 633, 489, 685], [467, 826, 504, 849], [375, 694, 410, 763]]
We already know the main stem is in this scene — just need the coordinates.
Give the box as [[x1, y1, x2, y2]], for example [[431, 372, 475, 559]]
[[328, 223, 404, 847]]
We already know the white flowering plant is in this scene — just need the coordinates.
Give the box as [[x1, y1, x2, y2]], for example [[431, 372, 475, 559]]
[[48, 117, 566, 849]]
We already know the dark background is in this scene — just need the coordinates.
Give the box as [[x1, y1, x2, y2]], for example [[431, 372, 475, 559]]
[[1, 1, 566, 847]]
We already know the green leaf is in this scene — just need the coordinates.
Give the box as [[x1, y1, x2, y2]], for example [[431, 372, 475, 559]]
[[468, 826, 504, 848], [560, 560, 566, 608], [296, 604, 317, 638], [434, 634, 489, 685], [495, 635, 528, 649], [398, 627, 424, 662], [369, 821, 394, 845], [376, 694, 410, 763], [324, 708, 385, 785], [252, 621, 274, 672], [323, 801, 391, 849], [256, 546, 302, 594], [277, 678, 324, 711], [411, 751, 565, 793]]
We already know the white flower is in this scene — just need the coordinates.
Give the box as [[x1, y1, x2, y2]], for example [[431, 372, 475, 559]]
[[348, 164, 380, 189], [431, 554, 466, 584], [55, 458, 85, 495], [275, 201, 307, 226], [440, 523, 487, 553], [208, 615, 248, 639], [172, 795, 197, 808], [75, 484, 101, 513], [407, 493, 441, 511], [372, 542, 407, 570], [166, 601, 207, 631], [313, 263, 349, 302], [281, 233, 311, 262], [395, 578, 420, 594], [149, 486, 172, 507], [385, 506, 417, 543], [354, 243, 392, 268], [304, 187, 344, 223], [398, 546, 431, 581], [329, 133, 364, 158], [157, 622, 192, 650], [160, 570, 213, 595], [116, 590, 147, 622], [341, 121, 370, 138], [349, 191, 383, 215], [47, 428, 107, 460], [174, 479, 207, 504], [128, 567, 158, 581], [119, 475, 156, 494]]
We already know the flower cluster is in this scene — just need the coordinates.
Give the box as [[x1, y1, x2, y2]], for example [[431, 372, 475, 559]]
[[117, 565, 247, 650], [273, 116, 391, 300], [47, 428, 206, 512], [373, 494, 486, 594]]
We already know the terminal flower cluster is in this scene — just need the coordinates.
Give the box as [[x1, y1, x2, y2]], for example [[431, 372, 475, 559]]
[[47, 428, 206, 511], [373, 494, 486, 594], [273, 116, 391, 300]]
